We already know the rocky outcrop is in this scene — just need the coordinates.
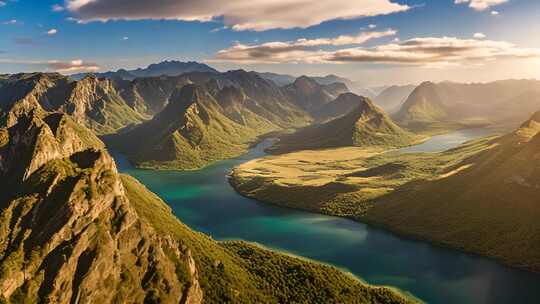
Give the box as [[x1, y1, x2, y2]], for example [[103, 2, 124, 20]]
[[284, 76, 349, 112], [0, 109, 201, 303]]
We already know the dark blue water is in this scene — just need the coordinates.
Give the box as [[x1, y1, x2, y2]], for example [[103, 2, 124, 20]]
[[113, 131, 540, 304]]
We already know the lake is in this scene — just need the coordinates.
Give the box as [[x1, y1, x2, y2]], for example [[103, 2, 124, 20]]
[[113, 130, 540, 304]]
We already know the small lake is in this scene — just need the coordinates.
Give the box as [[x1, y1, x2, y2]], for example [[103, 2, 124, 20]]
[[113, 130, 540, 304]]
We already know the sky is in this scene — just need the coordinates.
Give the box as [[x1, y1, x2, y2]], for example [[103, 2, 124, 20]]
[[0, 0, 539, 85]]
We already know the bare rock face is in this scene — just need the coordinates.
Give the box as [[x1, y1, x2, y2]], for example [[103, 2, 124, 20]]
[[0, 73, 147, 135], [0, 109, 201, 303]]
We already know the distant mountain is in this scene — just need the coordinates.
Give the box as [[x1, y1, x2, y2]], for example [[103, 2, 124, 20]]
[[365, 110, 540, 272], [107, 73, 312, 169], [313, 92, 368, 122], [107, 85, 260, 169], [395, 79, 540, 131], [395, 81, 449, 127], [269, 93, 417, 153], [284, 76, 349, 113], [373, 84, 416, 114], [71, 60, 219, 80], [254, 72, 296, 86]]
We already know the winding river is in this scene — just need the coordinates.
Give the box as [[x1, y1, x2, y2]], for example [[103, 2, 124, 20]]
[[113, 129, 540, 304]]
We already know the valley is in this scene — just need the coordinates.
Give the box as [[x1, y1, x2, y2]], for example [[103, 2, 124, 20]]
[[3, 1, 540, 303], [231, 110, 540, 273], [2, 61, 540, 304], [114, 130, 540, 304]]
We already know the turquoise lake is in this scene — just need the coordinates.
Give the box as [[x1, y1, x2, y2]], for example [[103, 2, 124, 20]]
[[113, 130, 540, 304]]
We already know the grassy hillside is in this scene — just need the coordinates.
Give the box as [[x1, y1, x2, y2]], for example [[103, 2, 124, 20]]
[[232, 111, 540, 272], [107, 85, 267, 170], [395, 80, 540, 132], [364, 113, 540, 272], [269, 94, 419, 154]]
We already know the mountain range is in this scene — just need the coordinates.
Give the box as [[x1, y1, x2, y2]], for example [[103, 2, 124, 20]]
[[71, 60, 218, 81], [0, 79, 413, 303], [373, 85, 416, 114], [269, 94, 417, 154], [395, 80, 540, 130]]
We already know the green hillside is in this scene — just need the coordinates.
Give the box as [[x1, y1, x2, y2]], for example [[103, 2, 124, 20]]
[[269, 94, 418, 154]]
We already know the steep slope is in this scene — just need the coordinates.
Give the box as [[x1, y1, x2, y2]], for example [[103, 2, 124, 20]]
[[270, 94, 417, 153], [395, 80, 540, 131], [313, 92, 369, 122], [253, 72, 296, 86], [0, 73, 147, 135], [107, 85, 269, 170], [373, 85, 416, 114], [394, 81, 449, 127], [284, 76, 349, 112], [363, 111, 540, 272], [71, 60, 218, 81], [61, 75, 148, 134], [0, 110, 201, 303], [0, 98, 413, 304]]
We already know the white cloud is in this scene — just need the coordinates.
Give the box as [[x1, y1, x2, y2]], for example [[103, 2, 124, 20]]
[[473, 32, 486, 39], [3, 19, 18, 25], [122, 36, 129, 40], [491, 10, 500, 15], [455, 0, 508, 11], [368, 24, 377, 29], [47, 28, 58, 35], [214, 36, 540, 67], [48, 59, 100, 73], [65, 0, 410, 31], [215, 30, 397, 63], [52, 4, 64, 12], [0, 1, 6, 7], [0, 58, 100, 73]]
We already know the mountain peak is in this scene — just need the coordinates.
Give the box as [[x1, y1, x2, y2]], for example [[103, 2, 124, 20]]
[[169, 84, 206, 108], [71, 60, 218, 80]]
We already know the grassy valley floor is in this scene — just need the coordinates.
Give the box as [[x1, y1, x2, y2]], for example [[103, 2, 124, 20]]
[[228, 135, 540, 272], [231, 136, 496, 218]]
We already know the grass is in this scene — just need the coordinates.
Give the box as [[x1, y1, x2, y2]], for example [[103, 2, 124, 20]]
[[231, 130, 540, 272]]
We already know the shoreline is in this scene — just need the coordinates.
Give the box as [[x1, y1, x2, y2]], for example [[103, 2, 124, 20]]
[[228, 175, 540, 276], [219, 239, 424, 304]]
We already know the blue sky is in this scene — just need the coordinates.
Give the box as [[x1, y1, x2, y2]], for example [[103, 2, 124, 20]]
[[0, 0, 539, 85]]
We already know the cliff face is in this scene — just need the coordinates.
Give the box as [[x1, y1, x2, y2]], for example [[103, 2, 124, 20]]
[[0, 73, 147, 135], [108, 84, 283, 170], [0, 109, 201, 303]]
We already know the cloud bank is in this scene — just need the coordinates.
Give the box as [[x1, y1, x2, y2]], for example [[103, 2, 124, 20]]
[[455, 0, 508, 11], [0, 58, 99, 73], [65, 0, 409, 31], [215, 35, 540, 67]]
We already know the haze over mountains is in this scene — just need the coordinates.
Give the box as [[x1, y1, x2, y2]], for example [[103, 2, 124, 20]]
[[395, 80, 540, 130], [269, 94, 417, 154], [3, 61, 540, 172], [71, 61, 219, 81], [365, 111, 540, 272]]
